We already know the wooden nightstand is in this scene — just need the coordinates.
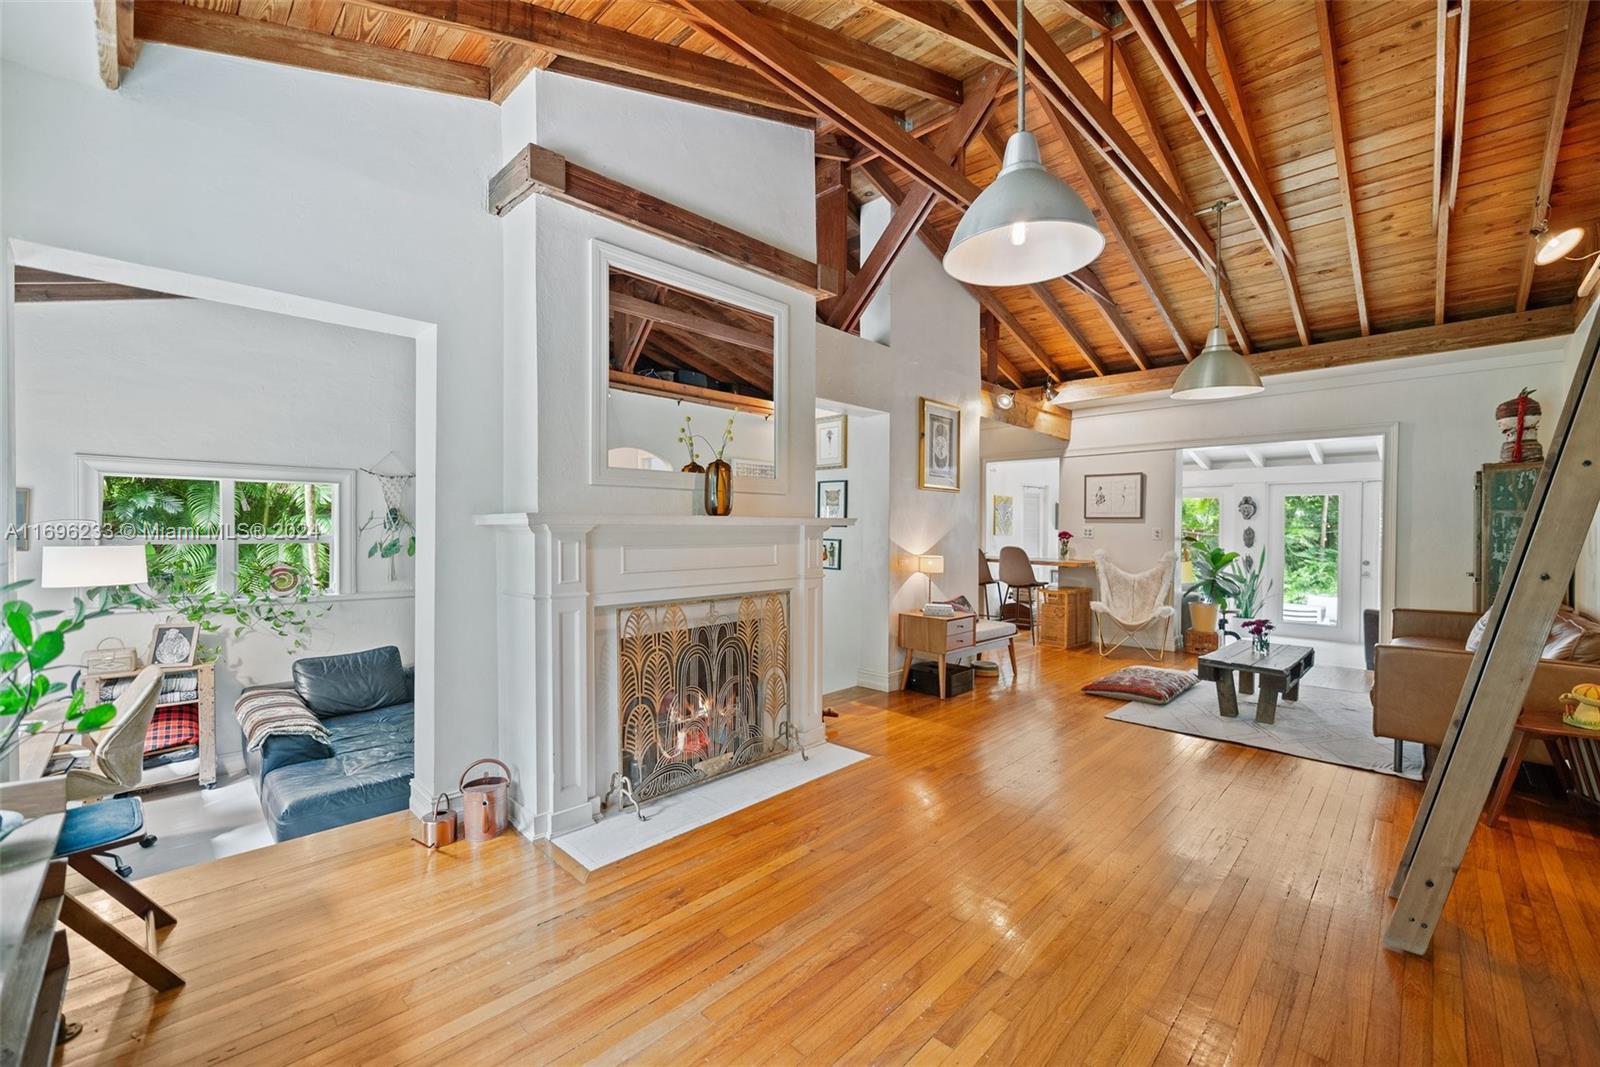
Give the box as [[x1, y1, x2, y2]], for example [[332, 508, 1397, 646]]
[[897, 612, 977, 698]]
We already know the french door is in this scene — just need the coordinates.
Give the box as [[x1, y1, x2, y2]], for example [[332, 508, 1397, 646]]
[[1266, 482, 1363, 644]]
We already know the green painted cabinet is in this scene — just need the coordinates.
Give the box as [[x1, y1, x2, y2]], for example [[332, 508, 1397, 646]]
[[1474, 462, 1542, 612]]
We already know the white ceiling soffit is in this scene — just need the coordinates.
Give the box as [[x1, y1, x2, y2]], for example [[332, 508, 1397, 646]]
[[1183, 435, 1384, 470]]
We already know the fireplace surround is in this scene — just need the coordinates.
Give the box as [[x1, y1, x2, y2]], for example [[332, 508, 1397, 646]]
[[475, 513, 843, 837]]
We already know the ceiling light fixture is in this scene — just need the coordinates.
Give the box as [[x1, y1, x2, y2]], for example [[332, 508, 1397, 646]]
[[942, 0, 1103, 287], [1533, 221, 1585, 266], [1171, 201, 1264, 401], [994, 390, 1016, 410], [1041, 381, 1059, 405]]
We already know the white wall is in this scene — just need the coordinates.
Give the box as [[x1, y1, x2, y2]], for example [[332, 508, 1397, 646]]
[[816, 200, 981, 684], [502, 69, 816, 519], [2, 6, 504, 801], [980, 419, 1069, 461], [1066, 340, 1575, 617], [817, 408, 890, 693], [983, 458, 1061, 560], [604, 389, 775, 475], [12, 298, 416, 758]]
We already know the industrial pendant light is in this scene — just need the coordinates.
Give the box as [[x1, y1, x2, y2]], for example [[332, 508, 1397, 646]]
[[943, 0, 1102, 286], [1171, 201, 1264, 401], [1533, 220, 1585, 266]]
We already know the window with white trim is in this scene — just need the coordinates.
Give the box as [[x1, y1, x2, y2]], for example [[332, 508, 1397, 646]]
[[81, 457, 355, 597]]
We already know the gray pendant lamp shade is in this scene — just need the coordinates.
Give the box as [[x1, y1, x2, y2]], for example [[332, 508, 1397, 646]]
[[942, 131, 1104, 286], [1171, 201, 1263, 400], [942, 0, 1102, 287]]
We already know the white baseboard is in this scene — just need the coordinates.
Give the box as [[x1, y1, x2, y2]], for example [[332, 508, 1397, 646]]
[[855, 666, 897, 692]]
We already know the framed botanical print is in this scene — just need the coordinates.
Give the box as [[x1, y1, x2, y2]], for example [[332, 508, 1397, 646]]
[[817, 479, 848, 519], [821, 537, 842, 571], [918, 397, 960, 492], [816, 414, 847, 470], [1084, 472, 1145, 520]]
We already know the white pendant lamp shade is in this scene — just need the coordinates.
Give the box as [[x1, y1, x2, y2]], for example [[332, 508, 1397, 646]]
[[40, 545, 149, 588], [1171, 199, 1263, 401], [1534, 225, 1584, 266], [1170, 327, 1265, 400], [943, 131, 1104, 286]]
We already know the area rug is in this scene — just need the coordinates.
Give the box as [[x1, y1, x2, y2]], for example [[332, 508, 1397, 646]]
[[1105, 675, 1424, 780], [553, 743, 869, 871]]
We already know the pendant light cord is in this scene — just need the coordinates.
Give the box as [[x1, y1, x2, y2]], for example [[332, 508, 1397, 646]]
[[1212, 201, 1223, 331], [1015, 0, 1026, 134]]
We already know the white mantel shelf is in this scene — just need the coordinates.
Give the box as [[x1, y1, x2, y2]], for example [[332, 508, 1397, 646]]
[[475, 513, 855, 530]]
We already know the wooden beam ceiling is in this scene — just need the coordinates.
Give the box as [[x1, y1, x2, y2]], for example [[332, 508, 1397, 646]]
[[1313, 0, 1369, 336], [13, 267, 183, 303], [735, 2, 963, 105], [94, 0, 136, 90], [979, 384, 1072, 441], [610, 290, 774, 355], [1434, 0, 1470, 324], [1515, 0, 1589, 313]]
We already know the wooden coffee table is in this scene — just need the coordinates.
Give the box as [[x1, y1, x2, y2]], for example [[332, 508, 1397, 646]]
[[1196, 641, 1315, 725]]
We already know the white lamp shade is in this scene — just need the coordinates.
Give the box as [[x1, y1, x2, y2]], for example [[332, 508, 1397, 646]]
[[943, 132, 1104, 287], [918, 554, 946, 575], [1170, 327, 1265, 401], [1534, 225, 1584, 266], [40, 545, 149, 588]]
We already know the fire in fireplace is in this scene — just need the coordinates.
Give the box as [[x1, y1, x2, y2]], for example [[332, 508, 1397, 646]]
[[615, 592, 793, 805]]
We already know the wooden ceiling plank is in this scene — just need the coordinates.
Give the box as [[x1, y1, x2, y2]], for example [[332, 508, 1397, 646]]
[[1314, 0, 1370, 336], [735, 2, 963, 105], [676, 0, 979, 208], [490, 143, 830, 298], [1515, 0, 1588, 312], [958, 0, 1218, 276], [134, 1, 489, 99], [1115, 38, 1178, 194], [610, 290, 774, 354], [1027, 282, 1111, 376], [1043, 105, 1195, 360], [1051, 305, 1576, 406], [828, 68, 1003, 332], [1119, 0, 1309, 346], [1065, 2, 1116, 35], [1203, 4, 1258, 173], [859, 0, 1002, 60], [1434, 0, 1470, 324], [361, 0, 810, 116], [980, 384, 1073, 441], [542, 57, 811, 127]]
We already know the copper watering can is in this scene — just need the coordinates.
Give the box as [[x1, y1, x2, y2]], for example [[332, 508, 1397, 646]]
[[411, 793, 456, 849], [459, 758, 511, 843]]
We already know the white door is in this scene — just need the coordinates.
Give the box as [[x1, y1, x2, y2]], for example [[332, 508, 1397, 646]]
[[1266, 482, 1363, 644], [1021, 484, 1047, 559], [1361, 480, 1383, 622]]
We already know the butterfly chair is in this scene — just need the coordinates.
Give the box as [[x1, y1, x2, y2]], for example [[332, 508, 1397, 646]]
[[1091, 551, 1177, 662]]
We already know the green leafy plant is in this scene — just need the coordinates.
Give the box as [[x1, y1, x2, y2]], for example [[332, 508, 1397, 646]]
[[1229, 547, 1274, 620], [0, 581, 118, 762], [361, 506, 416, 581], [676, 416, 701, 468], [1184, 536, 1240, 607], [102, 562, 329, 653]]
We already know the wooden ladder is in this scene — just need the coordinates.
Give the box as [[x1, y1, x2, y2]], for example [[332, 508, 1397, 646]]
[[1386, 302, 1600, 954]]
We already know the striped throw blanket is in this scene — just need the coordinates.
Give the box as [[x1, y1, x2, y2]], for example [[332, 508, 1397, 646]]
[[234, 689, 329, 752]]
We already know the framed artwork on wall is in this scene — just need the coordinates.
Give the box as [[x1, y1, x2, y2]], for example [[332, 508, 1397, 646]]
[[821, 537, 842, 571], [1084, 472, 1145, 520], [918, 397, 960, 492], [816, 414, 847, 470], [992, 494, 1014, 536], [817, 479, 848, 519]]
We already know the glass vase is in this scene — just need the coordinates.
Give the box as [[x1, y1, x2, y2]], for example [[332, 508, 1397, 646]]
[[704, 458, 733, 516]]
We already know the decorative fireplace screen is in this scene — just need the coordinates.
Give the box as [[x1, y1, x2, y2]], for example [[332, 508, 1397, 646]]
[[616, 592, 792, 804]]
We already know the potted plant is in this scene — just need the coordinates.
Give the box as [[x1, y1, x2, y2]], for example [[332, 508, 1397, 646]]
[[1184, 537, 1240, 634], [1229, 548, 1274, 629], [0, 581, 118, 767]]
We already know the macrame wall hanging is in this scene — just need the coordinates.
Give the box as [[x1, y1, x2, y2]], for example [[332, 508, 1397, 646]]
[[360, 452, 416, 582]]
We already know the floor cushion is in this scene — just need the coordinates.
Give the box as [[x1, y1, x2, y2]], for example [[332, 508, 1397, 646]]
[[1082, 666, 1198, 705]]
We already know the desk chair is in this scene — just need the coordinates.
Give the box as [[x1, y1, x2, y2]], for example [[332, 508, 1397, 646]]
[[998, 546, 1047, 644], [65, 666, 163, 861], [977, 551, 1001, 619]]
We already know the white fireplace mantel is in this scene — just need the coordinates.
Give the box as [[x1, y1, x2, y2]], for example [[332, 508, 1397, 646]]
[[476, 511, 853, 839]]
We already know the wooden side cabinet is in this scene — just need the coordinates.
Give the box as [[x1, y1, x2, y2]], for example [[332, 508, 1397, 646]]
[[1036, 587, 1091, 648], [84, 661, 217, 789], [897, 612, 976, 698]]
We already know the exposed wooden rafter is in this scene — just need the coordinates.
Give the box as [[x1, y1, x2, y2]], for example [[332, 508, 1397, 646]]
[[1050, 304, 1576, 406], [827, 68, 1004, 332], [1515, 0, 1588, 312], [1119, 0, 1310, 346], [980, 385, 1073, 441], [610, 290, 774, 355], [94, 0, 137, 89], [1433, 0, 1471, 324], [1313, 0, 1369, 336], [736, 2, 963, 105], [816, 156, 850, 320], [608, 369, 773, 417], [489, 143, 831, 298], [13, 267, 182, 303]]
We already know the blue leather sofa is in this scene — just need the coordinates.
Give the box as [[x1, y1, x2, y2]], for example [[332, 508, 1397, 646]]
[[244, 646, 414, 842]]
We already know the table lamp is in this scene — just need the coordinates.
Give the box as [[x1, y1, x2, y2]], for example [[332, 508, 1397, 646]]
[[40, 545, 149, 589], [917, 554, 944, 605]]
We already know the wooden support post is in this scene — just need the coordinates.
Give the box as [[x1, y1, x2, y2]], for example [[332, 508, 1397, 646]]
[[816, 157, 849, 318], [1385, 305, 1600, 955], [489, 143, 831, 298]]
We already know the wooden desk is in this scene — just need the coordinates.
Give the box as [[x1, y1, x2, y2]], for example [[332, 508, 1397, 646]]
[[1484, 705, 1600, 825], [0, 774, 70, 1067], [898, 612, 977, 698]]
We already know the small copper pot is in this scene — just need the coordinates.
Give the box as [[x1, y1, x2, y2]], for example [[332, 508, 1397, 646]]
[[412, 793, 456, 849]]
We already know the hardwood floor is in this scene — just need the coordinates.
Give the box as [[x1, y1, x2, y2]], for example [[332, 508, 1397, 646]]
[[57, 645, 1600, 1065]]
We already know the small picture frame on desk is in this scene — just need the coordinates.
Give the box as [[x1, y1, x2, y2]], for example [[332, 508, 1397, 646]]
[[148, 622, 200, 667]]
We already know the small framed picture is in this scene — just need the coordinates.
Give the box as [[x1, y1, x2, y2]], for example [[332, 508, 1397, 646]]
[[148, 622, 200, 667], [821, 537, 842, 571], [1084, 472, 1145, 520], [918, 397, 960, 492], [817, 479, 848, 519], [816, 414, 848, 470], [13, 487, 31, 553]]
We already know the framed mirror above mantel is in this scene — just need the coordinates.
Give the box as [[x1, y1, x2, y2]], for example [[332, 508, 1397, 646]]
[[590, 241, 789, 496]]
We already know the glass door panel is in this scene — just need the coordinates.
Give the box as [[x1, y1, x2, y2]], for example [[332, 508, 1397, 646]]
[[1269, 483, 1361, 643]]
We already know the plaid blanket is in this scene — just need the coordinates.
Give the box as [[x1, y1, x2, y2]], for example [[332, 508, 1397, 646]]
[[144, 705, 199, 754], [234, 689, 329, 752]]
